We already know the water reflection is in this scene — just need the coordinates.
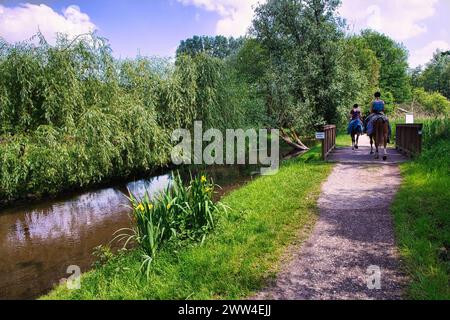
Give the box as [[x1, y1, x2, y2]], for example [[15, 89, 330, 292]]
[[0, 145, 303, 300], [0, 174, 170, 300]]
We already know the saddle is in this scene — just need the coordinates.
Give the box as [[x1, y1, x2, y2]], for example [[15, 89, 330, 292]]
[[366, 113, 391, 142]]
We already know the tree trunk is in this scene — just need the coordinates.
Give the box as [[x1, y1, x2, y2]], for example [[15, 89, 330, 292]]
[[280, 128, 310, 151]]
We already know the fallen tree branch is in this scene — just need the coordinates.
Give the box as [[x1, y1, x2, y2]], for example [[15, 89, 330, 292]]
[[280, 128, 310, 151]]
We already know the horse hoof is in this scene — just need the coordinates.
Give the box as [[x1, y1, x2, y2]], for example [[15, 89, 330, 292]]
[[383, 156, 387, 161], [355, 146, 359, 150], [370, 152, 374, 155]]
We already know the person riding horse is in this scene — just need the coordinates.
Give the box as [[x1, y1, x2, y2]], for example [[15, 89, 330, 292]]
[[365, 92, 392, 143], [348, 104, 364, 150]]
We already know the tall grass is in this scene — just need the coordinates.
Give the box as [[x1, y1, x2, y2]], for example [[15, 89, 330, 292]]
[[392, 117, 450, 299], [117, 172, 228, 277]]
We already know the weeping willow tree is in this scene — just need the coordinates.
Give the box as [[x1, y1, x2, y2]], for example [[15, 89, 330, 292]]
[[0, 32, 260, 202]]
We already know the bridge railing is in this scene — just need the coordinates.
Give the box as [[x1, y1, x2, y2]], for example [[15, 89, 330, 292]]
[[322, 125, 336, 161], [396, 124, 423, 157]]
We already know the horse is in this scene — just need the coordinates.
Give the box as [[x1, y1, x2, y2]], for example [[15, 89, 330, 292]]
[[350, 122, 362, 151], [371, 117, 389, 161]]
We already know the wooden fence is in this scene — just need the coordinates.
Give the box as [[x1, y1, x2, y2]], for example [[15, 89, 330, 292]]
[[396, 124, 423, 157], [322, 125, 337, 161]]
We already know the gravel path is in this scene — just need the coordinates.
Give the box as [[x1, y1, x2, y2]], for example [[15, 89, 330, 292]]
[[254, 159, 407, 300]]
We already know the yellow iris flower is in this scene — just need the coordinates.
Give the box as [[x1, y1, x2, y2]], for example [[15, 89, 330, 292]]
[[201, 176, 207, 183]]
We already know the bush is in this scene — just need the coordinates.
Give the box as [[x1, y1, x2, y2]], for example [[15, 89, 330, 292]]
[[412, 88, 450, 116], [119, 173, 228, 277]]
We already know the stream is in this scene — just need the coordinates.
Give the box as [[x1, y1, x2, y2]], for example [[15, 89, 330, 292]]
[[0, 147, 305, 300]]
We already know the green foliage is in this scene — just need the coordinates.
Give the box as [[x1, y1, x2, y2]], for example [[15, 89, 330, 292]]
[[252, 0, 349, 132], [415, 51, 450, 99], [392, 118, 450, 299], [421, 117, 450, 147], [340, 36, 381, 112], [43, 152, 332, 300], [0, 34, 257, 202], [412, 88, 450, 116], [176, 35, 244, 59], [119, 173, 227, 277], [358, 30, 412, 103], [233, 39, 269, 86]]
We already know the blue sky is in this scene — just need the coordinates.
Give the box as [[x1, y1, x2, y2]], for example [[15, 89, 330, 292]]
[[1, 0, 449, 67], [0, 0, 221, 58]]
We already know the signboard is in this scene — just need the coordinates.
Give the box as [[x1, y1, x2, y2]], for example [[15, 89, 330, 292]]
[[406, 113, 414, 124], [315, 132, 325, 140]]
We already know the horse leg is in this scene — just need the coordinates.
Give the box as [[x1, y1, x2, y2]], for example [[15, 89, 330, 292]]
[[370, 135, 374, 155], [351, 134, 355, 150], [383, 124, 388, 161], [355, 133, 360, 149], [374, 134, 380, 159]]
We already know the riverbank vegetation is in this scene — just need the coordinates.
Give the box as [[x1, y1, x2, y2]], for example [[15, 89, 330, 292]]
[[1, 0, 435, 204], [44, 148, 331, 300], [119, 173, 227, 278], [0, 34, 264, 203], [392, 118, 450, 300]]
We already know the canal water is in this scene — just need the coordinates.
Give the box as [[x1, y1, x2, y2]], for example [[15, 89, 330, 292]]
[[0, 148, 305, 300]]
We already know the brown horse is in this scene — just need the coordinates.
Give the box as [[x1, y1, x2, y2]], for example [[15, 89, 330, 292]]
[[370, 118, 389, 161]]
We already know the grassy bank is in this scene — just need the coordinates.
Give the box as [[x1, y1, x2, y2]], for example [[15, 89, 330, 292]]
[[44, 147, 332, 300], [391, 119, 450, 300]]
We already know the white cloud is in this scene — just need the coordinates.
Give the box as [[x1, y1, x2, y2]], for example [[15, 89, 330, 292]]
[[0, 3, 97, 44], [410, 40, 450, 67], [339, 0, 439, 41], [176, 0, 262, 37]]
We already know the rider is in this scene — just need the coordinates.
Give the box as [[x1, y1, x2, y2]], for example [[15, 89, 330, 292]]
[[347, 104, 363, 135], [367, 92, 392, 142], [372, 92, 385, 114]]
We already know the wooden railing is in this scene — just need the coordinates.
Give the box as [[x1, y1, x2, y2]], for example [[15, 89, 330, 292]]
[[396, 124, 423, 157], [322, 125, 336, 160]]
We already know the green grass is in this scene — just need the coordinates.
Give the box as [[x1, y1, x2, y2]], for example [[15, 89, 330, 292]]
[[391, 136, 450, 300], [43, 148, 332, 300], [336, 132, 350, 147]]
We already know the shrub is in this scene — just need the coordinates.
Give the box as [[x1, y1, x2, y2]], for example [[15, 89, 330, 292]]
[[117, 173, 228, 277], [413, 88, 450, 116]]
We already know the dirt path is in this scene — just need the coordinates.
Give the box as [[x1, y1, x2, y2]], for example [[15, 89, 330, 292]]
[[255, 137, 407, 300]]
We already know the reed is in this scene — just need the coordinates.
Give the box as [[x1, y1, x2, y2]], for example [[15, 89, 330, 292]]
[[116, 172, 228, 277]]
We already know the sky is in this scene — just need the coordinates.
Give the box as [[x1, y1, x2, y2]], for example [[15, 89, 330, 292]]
[[0, 0, 449, 67]]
